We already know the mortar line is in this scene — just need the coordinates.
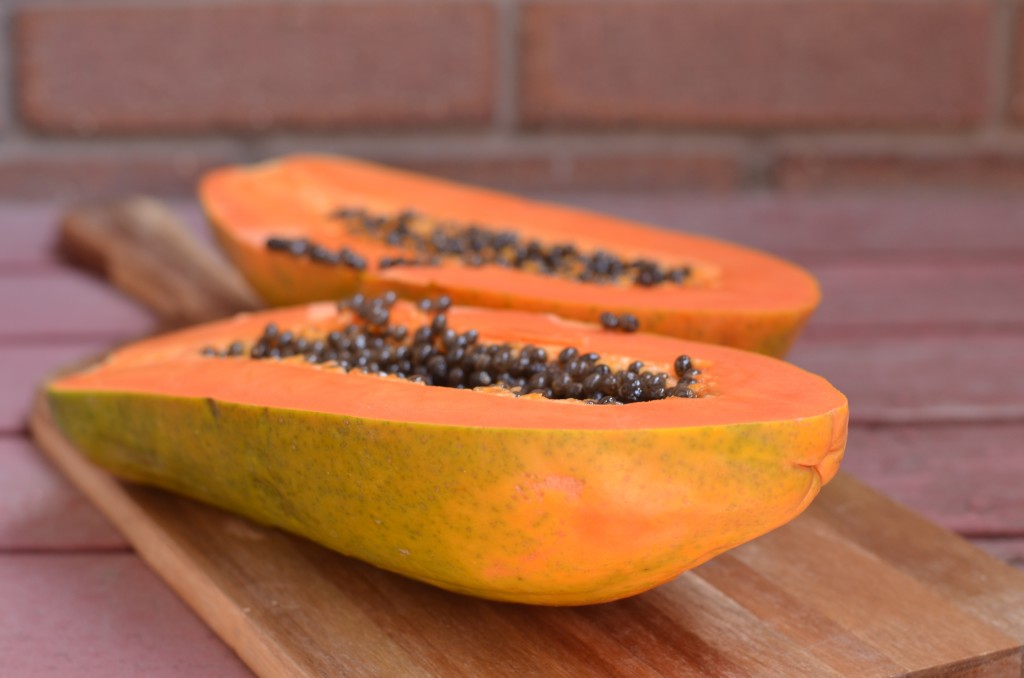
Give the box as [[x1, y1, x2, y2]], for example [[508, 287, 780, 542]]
[[493, 0, 520, 136], [992, 0, 1020, 129], [16, 128, 1024, 165], [1, 1, 19, 139], [995, 0, 1019, 129]]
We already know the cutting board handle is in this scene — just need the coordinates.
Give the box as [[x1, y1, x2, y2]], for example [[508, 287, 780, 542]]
[[58, 196, 261, 330]]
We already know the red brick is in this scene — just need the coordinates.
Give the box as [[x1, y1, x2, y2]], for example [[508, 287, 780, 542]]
[[568, 153, 739, 191], [0, 152, 235, 201], [521, 1, 991, 129], [777, 153, 1024, 191], [18, 3, 495, 134]]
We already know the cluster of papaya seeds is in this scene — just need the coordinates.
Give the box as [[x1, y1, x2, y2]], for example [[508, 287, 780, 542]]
[[199, 293, 702, 405]]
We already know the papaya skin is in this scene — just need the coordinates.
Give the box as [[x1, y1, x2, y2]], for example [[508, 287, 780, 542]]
[[201, 154, 820, 357], [47, 302, 847, 606]]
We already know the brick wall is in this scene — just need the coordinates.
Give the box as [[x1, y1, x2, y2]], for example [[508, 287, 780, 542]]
[[2, 0, 1023, 200]]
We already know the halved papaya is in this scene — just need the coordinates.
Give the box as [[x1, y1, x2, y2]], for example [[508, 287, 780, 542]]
[[47, 298, 847, 605], [201, 155, 820, 357]]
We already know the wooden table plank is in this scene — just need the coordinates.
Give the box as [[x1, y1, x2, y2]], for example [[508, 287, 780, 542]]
[[0, 553, 251, 677], [0, 342, 110, 433], [789, 333, 1024, 424], [0, 436, 126, 551], [1, 271, 155, 339], [693, 555, 905, 675], [811, 262, 1024, 330], [548, 193, 1024, 259], [0, 203, 65, 266], [843, 423, 1024, 535]]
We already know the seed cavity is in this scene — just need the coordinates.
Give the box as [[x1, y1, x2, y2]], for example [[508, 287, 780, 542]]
[[199, 294, 704, 405], [264, 208, 693, 288]]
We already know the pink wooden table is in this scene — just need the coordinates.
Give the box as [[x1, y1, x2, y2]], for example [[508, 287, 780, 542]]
[[2, 194, 1023, 675]]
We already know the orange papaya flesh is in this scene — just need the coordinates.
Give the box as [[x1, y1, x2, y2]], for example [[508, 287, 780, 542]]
[[47, 300, 847, 605], [201, 154, 820, 357]]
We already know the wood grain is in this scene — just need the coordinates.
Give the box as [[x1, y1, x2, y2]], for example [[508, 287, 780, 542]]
[[803, 476, 1024, 642], [57, 196, 259, 328]]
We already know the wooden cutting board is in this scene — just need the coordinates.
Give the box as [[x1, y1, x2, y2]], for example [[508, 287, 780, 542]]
[[30, 199, 1024, 677]]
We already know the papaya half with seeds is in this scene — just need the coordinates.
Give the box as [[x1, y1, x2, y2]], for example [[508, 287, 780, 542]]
[[201, 154, 820, 357], [47, 299, 847, 606]]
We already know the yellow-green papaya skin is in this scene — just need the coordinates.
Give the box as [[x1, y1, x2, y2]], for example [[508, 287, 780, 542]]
[[48, 388, 845, 606]]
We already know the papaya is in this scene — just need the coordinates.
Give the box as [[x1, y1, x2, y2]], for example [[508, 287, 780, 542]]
[[47, 296, 847, 605], [201, 155, 820, 357]]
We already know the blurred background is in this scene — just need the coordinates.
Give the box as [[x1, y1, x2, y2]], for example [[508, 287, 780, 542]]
[[1, 0, 1021, 200]]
